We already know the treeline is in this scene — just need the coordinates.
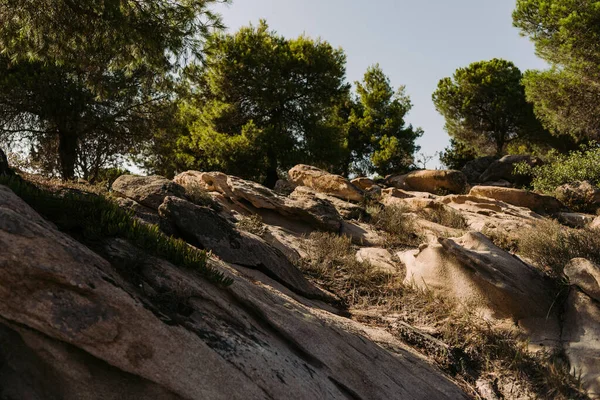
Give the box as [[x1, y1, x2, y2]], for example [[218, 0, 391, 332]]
[[436, 0, 600, 169], [0, 2, 420, 187], [0, 0, 599, 186]]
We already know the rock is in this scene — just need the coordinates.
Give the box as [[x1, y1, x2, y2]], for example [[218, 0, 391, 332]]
[[565, 258, 600, 302], [112, 196, 177, 237], [158, 196, 324, 299], [288, 164, 364, 203], [469, 186, 562, 214], [557, 212, 596, 228], [480, 179, 512, 188], [382, 196, 437, 211], [341, 221, 385, 247], [351, 177, 376, 191], [461, 156, 496, 183], [555, 181, 600, 213], [284, 188, 343, 231], [563, 288, 600, 397], [174, 170, 231, 195], [0, 148, 13, 176], [398, 232, 559, 347], [112, 175, 185, 210], [273, 179, 297, 195], [0, 185, 468, 399], [479, 155, 542, 185], [176, 171, 342, 232], [386, 170, 469, 195], [592, 216, 600, 230], [381, 187, 415, 200], [291, 186, 365, 220], [356, 248, 398, 274]]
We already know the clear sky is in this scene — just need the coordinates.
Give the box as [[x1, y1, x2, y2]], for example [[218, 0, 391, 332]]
[[212, 0, 547, 167]]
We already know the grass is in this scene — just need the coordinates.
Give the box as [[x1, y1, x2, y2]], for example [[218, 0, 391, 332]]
[[184, 181, 222, 211], [0, 175, 233, 287], [418, 205, 469, 230], [299, 232, 401, 308], [517, 219, 600, 277], [367, 204, 424, 248], [237, 214, 267, 236], [482, 226, 520, 254], [300, 232, 587, 399]]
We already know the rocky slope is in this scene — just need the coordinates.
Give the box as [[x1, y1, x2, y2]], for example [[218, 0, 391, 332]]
[[2, 164, 600, 399]]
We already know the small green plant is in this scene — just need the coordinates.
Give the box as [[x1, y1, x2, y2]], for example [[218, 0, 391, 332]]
[[0, 175, 233, 286], [515, 143, 600, 193], [237, 214, 266, 236], [368, 204, 424, 247], [518, 219, 600, 276]]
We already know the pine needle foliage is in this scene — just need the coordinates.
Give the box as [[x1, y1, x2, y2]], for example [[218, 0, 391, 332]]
[[0, 175, 233, 287]]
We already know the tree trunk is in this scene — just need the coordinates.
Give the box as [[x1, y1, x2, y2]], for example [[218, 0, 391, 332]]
[[0, 147, 13, 176], [263, 152, 279, 188], [58, 131, 78, 180]]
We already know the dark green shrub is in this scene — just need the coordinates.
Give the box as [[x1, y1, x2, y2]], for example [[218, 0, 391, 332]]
[[515, 144, 600, 193], [0, 175, 232, 286]]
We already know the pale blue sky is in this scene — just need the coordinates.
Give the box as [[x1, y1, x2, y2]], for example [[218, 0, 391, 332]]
[[213, 0, 546, 167]]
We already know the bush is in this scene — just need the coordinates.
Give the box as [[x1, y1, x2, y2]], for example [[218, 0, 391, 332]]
[[368, 204, 424, 247], [515, 143, 600, 193], [0, 175, 233, 286], [518, 219, 600, 276]]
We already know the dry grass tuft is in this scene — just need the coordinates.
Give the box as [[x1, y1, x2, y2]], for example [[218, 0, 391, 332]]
[[237, 214, 267, 236], [367, 204, 424, 248], [184, 182, 222, 211], [300, 232, 401, 308], [418, 206, 469, 230], [300, 232, 587, 400], [518, 219, 600, 276]]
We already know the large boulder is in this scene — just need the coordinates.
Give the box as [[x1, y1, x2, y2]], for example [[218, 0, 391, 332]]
[[555, 181, 600, 213], [291, 186, 365, 221], [565, 258, 600, 303], [0, 185, 468, 399], [469, 186, 562, 214], [112, 175, 185, 210], [288, 164, 364, 203], [479, 155, 542, 185], [175, 171, 342, 232], [158, 196, 325, 299], [386, 170, 469, 195], [563, 286, 600, 396], [563, 259, 600, 396], [399, 232, 559, 347], [356, 247, 398, 274], [461, 156, 496, 183]]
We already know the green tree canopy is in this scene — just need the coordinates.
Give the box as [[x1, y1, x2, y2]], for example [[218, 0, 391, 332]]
[[433, 58, 545, 157], [514, 0, 600, 140], [0, 0, 226, 179], [346, 65, 422, 176], [176, 21, 349, 186], [438, 139, 477, 170]]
